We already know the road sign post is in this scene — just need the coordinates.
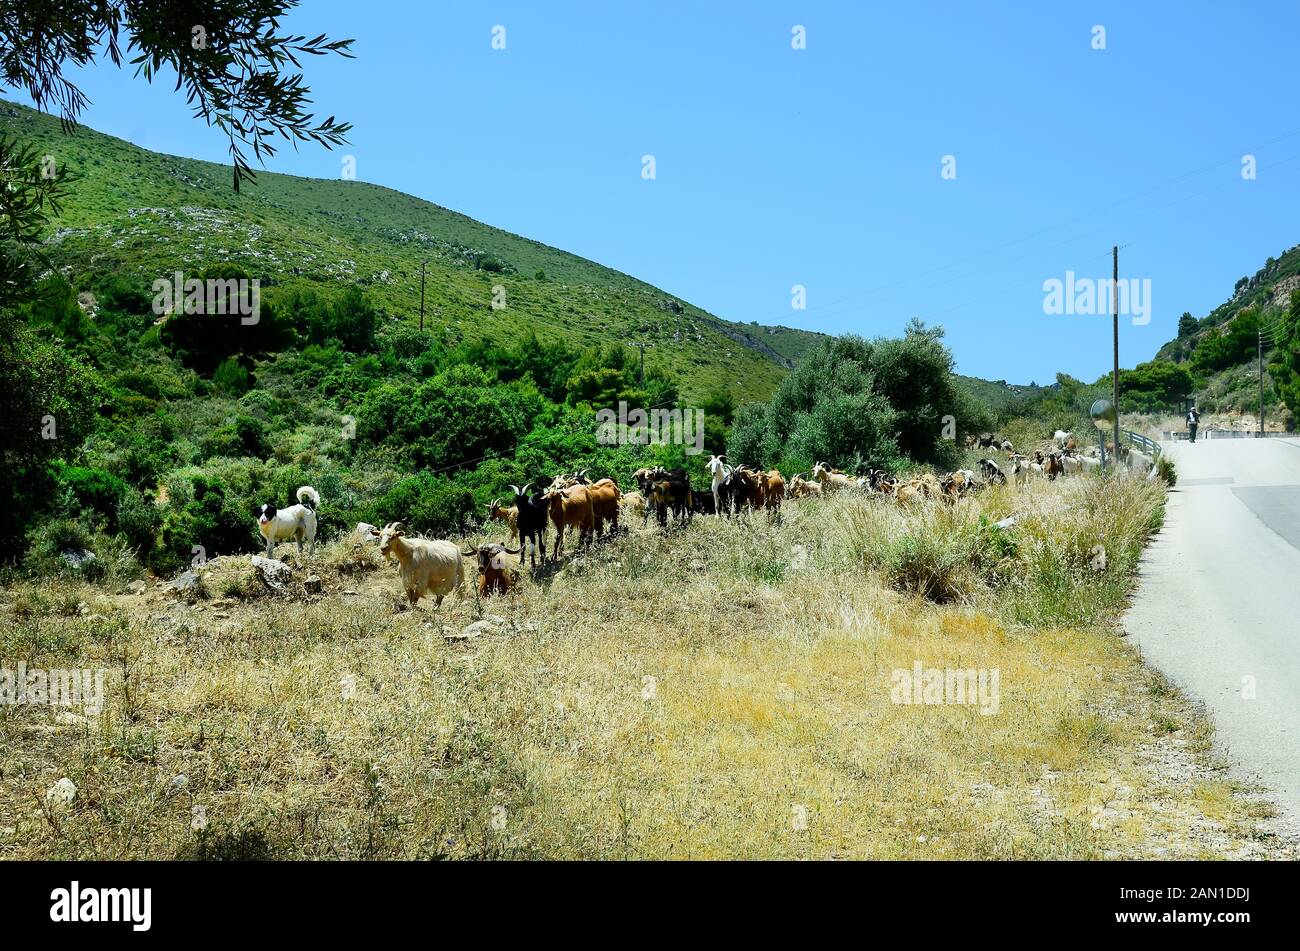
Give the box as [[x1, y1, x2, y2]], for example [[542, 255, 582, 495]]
[[1091, 398, 1117, 473]]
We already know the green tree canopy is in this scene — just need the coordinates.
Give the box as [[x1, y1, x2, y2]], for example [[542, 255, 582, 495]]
[[727, 322, 991, 473], [357, 364, 543, 471], [1191, 309, 1261, 374], [1119, 360, 1195, 412]]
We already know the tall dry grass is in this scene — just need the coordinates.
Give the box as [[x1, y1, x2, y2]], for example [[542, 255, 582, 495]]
[[0, 474, 1284, 859]]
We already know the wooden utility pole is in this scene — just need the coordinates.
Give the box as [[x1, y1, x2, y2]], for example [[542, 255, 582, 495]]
[[1258, 324, 1264, 437], [419, 261, 426, 333], [1112, 246, 1121, 458], [634, 341, 646, 388]]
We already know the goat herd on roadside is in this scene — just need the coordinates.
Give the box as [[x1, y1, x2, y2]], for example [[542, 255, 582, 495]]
[[254, 427, 1157, 611]]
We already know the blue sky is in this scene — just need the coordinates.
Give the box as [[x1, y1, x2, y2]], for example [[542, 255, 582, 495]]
[[10, 1, 1300, 383]]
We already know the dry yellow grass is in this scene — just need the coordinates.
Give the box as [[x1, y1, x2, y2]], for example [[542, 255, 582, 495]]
[[0, 477, 1291, 859]]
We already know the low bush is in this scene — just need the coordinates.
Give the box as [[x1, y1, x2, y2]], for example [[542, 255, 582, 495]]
[[20, 516, 143, 587], [360, 472, 477, 538]]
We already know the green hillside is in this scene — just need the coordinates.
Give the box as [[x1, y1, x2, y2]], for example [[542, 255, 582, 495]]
[[1157, 242, 1300, 364], [0, 98, 1036, 580], [1151, 242, 1300, 421], [1, 99, 823, 405], [953, 375, 1053, 414]]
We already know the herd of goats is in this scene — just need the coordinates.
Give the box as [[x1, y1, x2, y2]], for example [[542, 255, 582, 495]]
[[348, 428, 1156, 608]]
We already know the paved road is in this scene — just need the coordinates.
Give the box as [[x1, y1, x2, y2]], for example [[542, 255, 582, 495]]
[[1124, 436, 1300, 828]]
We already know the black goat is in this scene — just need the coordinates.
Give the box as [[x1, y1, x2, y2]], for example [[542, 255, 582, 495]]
[[648, 476, 693, 526], [510, 482, 549, 568], [692, 491, 716, 516], [719, 466, 758, 515]]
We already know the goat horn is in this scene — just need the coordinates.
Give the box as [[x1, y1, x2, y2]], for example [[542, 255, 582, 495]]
[[521, 482, 532, 495], [502, 544, 521, 554], [391, 522, 406, 532], [461, 546, 477, 557]]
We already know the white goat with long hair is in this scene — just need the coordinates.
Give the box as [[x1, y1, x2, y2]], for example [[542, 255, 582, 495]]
[[707, 454, 731, 515], [369, 522, 465, 609]]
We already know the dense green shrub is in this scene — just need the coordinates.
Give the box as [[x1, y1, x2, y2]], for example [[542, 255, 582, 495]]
[[212, 357, 252, 395], [1118, 360, 1195, 412], [361, 472, 477, 538], [1191, 308, 1262, 374], [159, 265, 293, 373], [384, 326, 436, 361], [1267, 291, 1300, 424], [21, 517, 105, 582], [111, 365, 190, 405], [114, 488, 162, 555], [14, 275, 91, 342], [0, 316, 104, 557], [868, 321, 992, 464], [53, 464, 129, 523], [278, 285, 379, 354], [728, 335, 901, 471], [90, 427, 177, 489], [357, 364, 541, 470], [320, 355, 382, 404], [156, 474, 255, 573], [728, 322, 993, 472], [200, 415, 272, 460], [97, 275, 153, 319]]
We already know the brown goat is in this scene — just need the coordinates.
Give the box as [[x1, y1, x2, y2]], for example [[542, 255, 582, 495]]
[[787, 474, 822, 498], [545, 484, 594, 561], [585, 477, 622, 538], [463, 542, 521, 596], [486, 498, 519, 543], [812, 462, 854, 492], [648, 478, 693, 526], [759, 469, 785, 510]]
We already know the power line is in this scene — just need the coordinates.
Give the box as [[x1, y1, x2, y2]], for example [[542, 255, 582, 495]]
[[747, 125, 1300, 327], [913, 150, 1300, 328]]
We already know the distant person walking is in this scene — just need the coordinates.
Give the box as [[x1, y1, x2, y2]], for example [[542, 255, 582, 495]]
[[1187, 405, 1201, 443]]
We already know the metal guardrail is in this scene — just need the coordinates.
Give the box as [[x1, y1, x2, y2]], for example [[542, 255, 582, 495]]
[[1121, 430, 1161, 457], [1162, 430, 1297, 441]]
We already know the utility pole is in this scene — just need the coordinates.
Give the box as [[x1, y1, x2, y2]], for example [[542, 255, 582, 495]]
[[419, 261, 426, 334], [634, 341, 646, 388], [1112, 246, 1121, 460], [1258, 324, 1264, 437]]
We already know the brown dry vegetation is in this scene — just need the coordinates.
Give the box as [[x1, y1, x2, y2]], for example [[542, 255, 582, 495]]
[[0, 476, 1293, 859]]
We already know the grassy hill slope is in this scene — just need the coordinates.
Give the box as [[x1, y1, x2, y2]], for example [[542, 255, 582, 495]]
[[1156, 242, 1300, 364], [953, 375, 1053, 415], [2, 99, 824, 404], [1150, 242, 1299, 422]]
